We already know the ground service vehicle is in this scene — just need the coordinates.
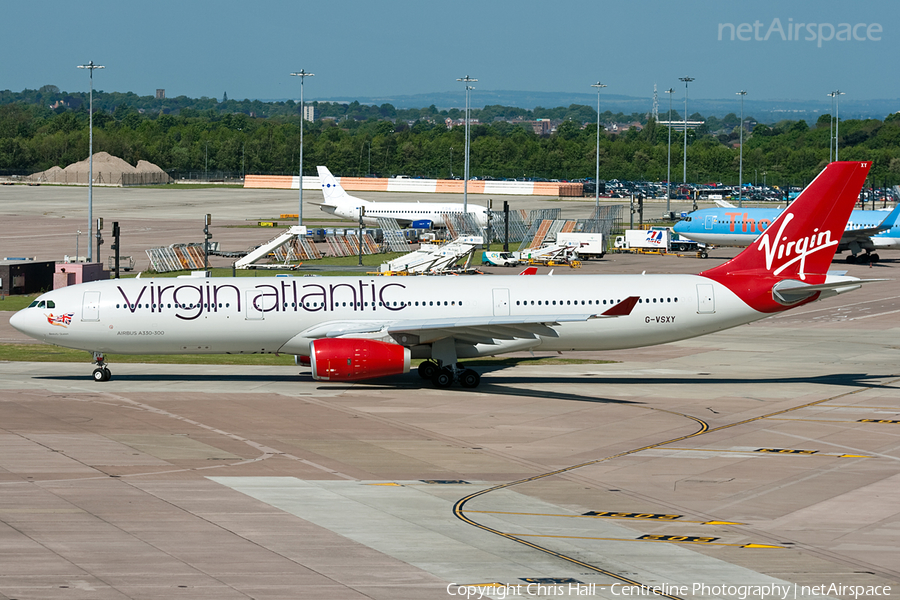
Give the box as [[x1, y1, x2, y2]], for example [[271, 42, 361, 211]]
[[556, 232, 605, 259], [482, 252, 521, 267], [615, 228, 706, 256]]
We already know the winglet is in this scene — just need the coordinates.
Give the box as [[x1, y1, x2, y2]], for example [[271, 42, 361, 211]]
[[601, 296, 640, 316], [518, 266, 538, 275]]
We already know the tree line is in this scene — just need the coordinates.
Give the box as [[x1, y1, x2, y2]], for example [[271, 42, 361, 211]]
[[1, 87, 899, 186]]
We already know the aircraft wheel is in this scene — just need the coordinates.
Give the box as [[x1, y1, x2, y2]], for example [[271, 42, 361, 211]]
[[845, 255, 857, 263], [103, 368, 112, 382], [699, 251, 708, 259], [432, 368, 454, 388], [417, 360, 439, 380], [871, 253, 880, 263], [459, 369, 480, 388], [93, 368, 110, 382]]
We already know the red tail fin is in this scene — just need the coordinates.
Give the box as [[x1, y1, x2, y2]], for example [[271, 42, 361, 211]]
[[702, 161, 871, 312], [703, 161, 870, 281]]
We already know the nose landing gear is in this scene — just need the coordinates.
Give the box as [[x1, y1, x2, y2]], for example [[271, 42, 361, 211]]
[[91, 352, 111, 382]]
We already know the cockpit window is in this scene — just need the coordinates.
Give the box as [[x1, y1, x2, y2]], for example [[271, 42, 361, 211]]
[[37, 301, 45, 308], [28, 301, 38, 308], [46, 300, 55, 309]]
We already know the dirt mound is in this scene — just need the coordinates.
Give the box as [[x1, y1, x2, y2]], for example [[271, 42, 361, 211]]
[[135, 160, 168, 175], [30, 153, 171, 185]]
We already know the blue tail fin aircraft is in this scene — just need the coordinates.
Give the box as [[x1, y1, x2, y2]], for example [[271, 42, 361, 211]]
[[674, 201, 900, 264]]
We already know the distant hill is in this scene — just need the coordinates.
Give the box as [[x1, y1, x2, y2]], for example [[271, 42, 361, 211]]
[[308, 90, 900, 122]]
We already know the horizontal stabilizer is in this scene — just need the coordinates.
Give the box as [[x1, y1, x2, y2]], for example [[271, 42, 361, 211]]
[[772, 277, 885, 305]]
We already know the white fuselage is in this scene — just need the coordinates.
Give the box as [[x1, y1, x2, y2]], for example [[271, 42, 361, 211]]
[[321, 200, 488, 228], [13, 274, 761, 358]]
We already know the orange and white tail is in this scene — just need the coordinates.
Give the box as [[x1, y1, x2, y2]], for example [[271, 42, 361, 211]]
[[701, 161, 871, 311]]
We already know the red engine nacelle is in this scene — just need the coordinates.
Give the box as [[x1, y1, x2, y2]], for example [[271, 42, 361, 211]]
[[310, 338, 411, 382]]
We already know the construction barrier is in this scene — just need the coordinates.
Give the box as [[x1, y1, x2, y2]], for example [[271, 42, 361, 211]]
[[244, 174, 583, 196]]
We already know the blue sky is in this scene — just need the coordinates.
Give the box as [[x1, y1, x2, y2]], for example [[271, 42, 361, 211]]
[[2, 0, 896, 105]]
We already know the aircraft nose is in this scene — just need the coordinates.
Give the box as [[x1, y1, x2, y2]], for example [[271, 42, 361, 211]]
[[9, 309, 28, 333], [9, 308, 39, 338]]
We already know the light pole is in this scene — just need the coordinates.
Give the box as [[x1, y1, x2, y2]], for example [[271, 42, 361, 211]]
[[679, 77, 694, 186], [832, 90, 844, 161], [827, 91, 836, 162], [291, 69, 314, 226], [457, 75, 477, 214], [449, 146, 453, 178], [664, 87, 674, 214], [591, 82, 606, 229], [77, 61, 104, 262], [358, 206, 365, 266], [736, 90, 747, 208]]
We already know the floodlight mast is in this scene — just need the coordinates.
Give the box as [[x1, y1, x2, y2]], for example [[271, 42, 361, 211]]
[[736, 90, 747, 208], [591, 82, 606, 227], [291, 69, 314, 226], [664, 87, 674, 213], [77, 61, 104, 262], [831, 90, 844, 162], [679, 77, 694, 186], [827, 91, 836, 162], [457, 75, 477, 214]]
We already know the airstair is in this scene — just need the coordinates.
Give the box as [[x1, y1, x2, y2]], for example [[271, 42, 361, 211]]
[[235, 226, 309, 269], [380, 236, 483, 274]]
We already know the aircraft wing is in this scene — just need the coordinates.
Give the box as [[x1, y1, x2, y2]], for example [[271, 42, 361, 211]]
[[839, 205, 900, 248], [386, 314, 597, 345], [296, 297, 640, 346], [389, 296, 639, 345]]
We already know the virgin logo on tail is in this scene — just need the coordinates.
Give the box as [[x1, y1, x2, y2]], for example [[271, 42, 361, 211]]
[[700, 161, 871, 314], [756, 214, 837, 280]]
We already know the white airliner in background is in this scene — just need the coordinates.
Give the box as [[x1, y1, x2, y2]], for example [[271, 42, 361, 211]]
[[315, 166, 489, 227], [11, 162, 875, 388]]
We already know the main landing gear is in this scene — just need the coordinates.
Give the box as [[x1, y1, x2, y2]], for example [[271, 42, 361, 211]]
[[91, 352, 111, 382], [417, 360, 481, 389], [846, 252, 879, 264]]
